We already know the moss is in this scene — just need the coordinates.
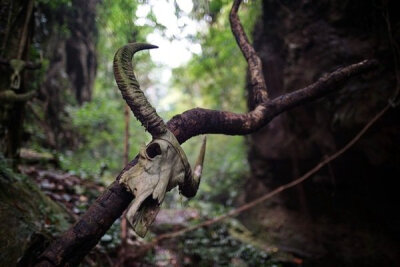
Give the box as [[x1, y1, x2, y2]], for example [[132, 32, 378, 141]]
[[0, 158, 71, 266]]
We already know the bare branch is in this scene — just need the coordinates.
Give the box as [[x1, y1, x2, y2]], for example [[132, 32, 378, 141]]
[[230, 0, 268, 104]]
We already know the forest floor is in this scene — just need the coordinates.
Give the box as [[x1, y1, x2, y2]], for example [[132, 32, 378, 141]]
[[15, 159, 300, 266]]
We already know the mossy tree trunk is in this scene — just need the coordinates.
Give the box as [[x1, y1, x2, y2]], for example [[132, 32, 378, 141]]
[[0, 0, 35, 161]]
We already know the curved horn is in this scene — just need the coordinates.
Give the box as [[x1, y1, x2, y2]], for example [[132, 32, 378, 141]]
[[179, 136, 207, 198], [113, 43, 167, 137]]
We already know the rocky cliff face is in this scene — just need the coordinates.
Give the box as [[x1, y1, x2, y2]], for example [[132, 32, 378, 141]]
[[244, 1, 400, 265]]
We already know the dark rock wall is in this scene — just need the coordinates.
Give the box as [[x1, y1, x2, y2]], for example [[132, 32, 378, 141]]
[[244, 0, 400, 265]]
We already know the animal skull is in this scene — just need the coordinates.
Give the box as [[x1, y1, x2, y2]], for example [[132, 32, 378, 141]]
[[119, 130, 201, 237], [114, 43, 206, 237]]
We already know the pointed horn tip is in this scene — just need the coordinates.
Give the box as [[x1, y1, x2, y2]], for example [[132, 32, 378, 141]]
[[127, 42, 158, 51], [115, 43, 158, 59], [194, 136, 207, 168], [200, 135, 207, 150]]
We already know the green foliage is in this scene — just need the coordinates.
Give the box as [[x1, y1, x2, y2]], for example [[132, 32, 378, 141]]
[[181, 135, 248, 208], [163, 2, 261, 208], [36, 0, 72, 9], [165, 0, 261, 208], [59, 0, 261, 190], [33, 0, 261, 216], [96, 0, 153, 63], [180, 222, 276, 266], [60, 0, 155, 180], [173, 0, 261, 111], [60, 95, 149, 180]]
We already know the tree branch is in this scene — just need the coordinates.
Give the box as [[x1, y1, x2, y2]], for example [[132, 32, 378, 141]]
[[167, 59, 377, 143], [230, 0, 268, 104], [35, 1, 378, 265]]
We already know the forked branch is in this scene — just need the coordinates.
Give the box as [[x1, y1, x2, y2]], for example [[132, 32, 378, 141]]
[[167, 59, 376, 143], [35, 1, 378, 266]]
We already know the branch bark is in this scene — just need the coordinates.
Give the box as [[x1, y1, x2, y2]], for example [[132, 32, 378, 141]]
[[230, 0, 268, 104], [35, 1, 378, 266]]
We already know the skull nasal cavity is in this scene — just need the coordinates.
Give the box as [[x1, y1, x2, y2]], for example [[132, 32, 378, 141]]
[[146, 143, 162, 158]]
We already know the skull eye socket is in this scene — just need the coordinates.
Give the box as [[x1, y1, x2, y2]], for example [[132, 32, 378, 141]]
[[146, 142, 162, 159]]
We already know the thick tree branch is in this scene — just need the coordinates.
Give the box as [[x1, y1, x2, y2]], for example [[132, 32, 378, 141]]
[[35, 1, 378, 265]]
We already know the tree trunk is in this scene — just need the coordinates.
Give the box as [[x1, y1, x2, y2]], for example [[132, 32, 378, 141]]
[[36, 0, 98, 150], [0, 0, 35, 161], [244, 1, 400, 266]]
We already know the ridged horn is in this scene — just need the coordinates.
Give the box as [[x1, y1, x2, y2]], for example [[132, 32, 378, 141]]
[[113, 43, 167, 137], [180, 136, 207, 198]]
